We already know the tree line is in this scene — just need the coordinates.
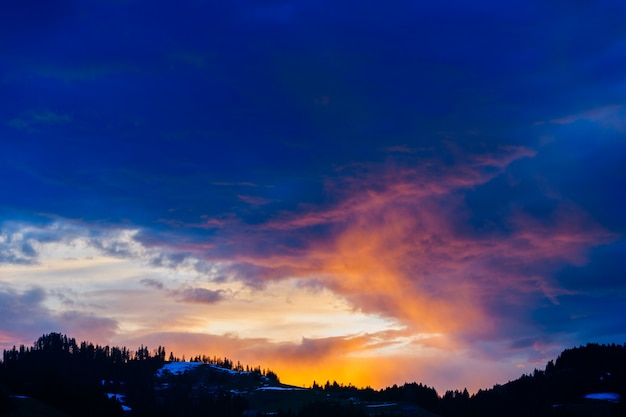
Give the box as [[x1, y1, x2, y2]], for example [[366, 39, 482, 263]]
[[1, 334, 625, 417], [0, 333, 275, 417]]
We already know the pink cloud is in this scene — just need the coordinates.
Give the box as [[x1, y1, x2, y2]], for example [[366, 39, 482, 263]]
[[258, 147, 535, 232], [549, 105, 625, 131], [165, 148, 612, 326], [237, 194, 273, 206], [199, 147, 612, 335]]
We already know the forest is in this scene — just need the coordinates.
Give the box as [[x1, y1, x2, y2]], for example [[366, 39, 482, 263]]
[[1, 333, 624, 417]]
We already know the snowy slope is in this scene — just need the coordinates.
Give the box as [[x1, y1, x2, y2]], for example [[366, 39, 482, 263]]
[[156, 361, 204, 377], [583, 392, 621, 403]]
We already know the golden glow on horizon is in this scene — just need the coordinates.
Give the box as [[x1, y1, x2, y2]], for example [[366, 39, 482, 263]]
[[145, 333, 518, 394]]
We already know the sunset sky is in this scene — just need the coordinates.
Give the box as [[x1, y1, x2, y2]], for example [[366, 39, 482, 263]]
[[1, 0, 626, 394]]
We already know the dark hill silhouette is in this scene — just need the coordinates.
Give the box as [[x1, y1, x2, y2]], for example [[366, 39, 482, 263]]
[[1, 334, 624, 417], [443, 343, 626, 417]]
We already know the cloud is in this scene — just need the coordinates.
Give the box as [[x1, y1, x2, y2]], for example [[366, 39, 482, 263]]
[[56, 311, 119, 342], [7, 109, 72, 132], [139, 277, 228, 304], [0, 221, 146, 265], [320, 194, 612, 337], [0, 220, 208, 278], [161, 147, 615, 349], [140, 278, 165, 290], [381, 145, 421, 154], [88, 229, 146, 259], [549, 105, 626, 131], [0, 0, 624, 395], [172, 287, 226, 304], [0, 286, 50, 328], [2, 143, 616, 365], [0, 285, 118, 348], [254, 147, 536, 232], [0, 242, 38, 265], [0, 221, 91, 265], [237, 194, 272, 206]]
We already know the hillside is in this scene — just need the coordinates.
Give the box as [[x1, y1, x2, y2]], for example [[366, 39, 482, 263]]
[[453, 343, 626, 417], [1, 334, 624, 417], [1, 396, 72, 417]]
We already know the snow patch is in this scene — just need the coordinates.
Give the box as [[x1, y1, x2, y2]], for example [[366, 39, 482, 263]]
[[156, 362, 250, 377], [366, 403, 397, 408], [107, 393, 132, 412], [156, 361, 204, 377], [583, 392, 621, 403], [208, 364, 244, 375]]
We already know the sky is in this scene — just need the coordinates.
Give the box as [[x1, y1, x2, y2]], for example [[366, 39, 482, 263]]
[[1, 0, 626, 394]]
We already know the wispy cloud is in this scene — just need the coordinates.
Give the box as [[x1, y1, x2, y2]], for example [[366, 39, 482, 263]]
[[237, 194, 273, 206], [8, 109, 72, 133], [549, 105, 625, 131]]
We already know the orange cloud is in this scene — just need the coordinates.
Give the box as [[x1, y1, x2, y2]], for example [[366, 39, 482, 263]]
[[190, 146, 614, 344], [88, 146, 616, 393]]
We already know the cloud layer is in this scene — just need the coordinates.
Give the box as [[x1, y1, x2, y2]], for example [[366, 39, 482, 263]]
[[1, 0, 625, 394]]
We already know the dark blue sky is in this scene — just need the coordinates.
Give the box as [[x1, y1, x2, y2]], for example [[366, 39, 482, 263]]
[[1, 0, 625, 391]]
